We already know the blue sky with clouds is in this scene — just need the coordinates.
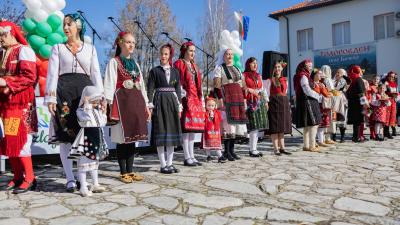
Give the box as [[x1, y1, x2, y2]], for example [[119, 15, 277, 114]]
[[60, 0, 303, 70]]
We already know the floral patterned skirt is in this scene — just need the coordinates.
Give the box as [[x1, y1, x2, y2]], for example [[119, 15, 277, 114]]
[[49, 73, 93, 144]]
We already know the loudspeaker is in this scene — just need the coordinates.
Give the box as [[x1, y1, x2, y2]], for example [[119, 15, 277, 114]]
[[262, 51, 288, 80]]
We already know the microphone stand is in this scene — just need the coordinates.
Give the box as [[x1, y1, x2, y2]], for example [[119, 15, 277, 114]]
[[134, 20, 158, 68], [184, 38, 214, 94], [161, 32, 182, 46], [77, 10, 102, 44], [107, 17, 122, 32]]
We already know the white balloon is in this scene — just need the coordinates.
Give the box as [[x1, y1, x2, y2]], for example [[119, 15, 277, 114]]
[[32, 9, 48, 22], [53, 10, 65, 20], [84, 35, 92, 44], [24, 0, 42, 11], [41, 0, 58, 14], [231, 30, 240, 41], [54, 0, 66, 11], [24, 10, 34, 19]]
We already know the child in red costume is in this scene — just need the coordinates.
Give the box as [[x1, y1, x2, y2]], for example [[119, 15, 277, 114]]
[[0, 20, 37, 194], [367, 75, 379, 140], [383, 71, 398, 138], [202, 97, 226, 163], [371, 83, 391, 141]]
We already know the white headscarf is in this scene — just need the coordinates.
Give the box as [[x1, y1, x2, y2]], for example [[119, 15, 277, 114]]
[[79, 86, 104, 107]]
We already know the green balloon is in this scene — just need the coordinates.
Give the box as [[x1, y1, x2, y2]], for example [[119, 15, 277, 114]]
[[233, 53, 240, 63], [62, 36, 68, 43], [47, 33, 63, 46], [22, 19, 36, 34], [35, 22, 52, 38], [47, 14, 62, 31], [28, 35, 46, 50], [55, 25, 65, 36], [39, 44, 52, 59]]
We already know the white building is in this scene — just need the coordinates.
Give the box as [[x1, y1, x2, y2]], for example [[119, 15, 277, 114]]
[[269, 0, 400, 95]]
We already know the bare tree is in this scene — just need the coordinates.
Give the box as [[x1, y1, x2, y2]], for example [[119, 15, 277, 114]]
[[0, 0, 25, 23], [113, 0, 182, 79]]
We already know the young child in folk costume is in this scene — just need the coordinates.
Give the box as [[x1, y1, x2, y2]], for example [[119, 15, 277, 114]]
[[359, 72, 371, 141], [320, 65, 336, 144], [311, 69, 333, 147], [70, 86, 108, 196], [367, 75, 380, 140], [202, 97, 226, 163], [333, 68, 350, 142], [147, 44, 182, 174], [0, 20, 38, 194], [243, 57, 268, 157], [383, 71, 398, 138], [174, 41, 205, 167], [371, 84, 391, 141]]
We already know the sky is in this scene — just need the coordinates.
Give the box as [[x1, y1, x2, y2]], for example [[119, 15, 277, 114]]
[[49, 0, 304, 71]]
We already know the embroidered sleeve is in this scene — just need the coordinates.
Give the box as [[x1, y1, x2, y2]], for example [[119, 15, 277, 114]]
[[104, 58, 118, 103], [5, 46, 37, 94], [146, 69, 155, 108], [45, 45, 60, 104], [300, 76, 322, 102], [136, 61, 149, 107], [263, 79, 271, 102]]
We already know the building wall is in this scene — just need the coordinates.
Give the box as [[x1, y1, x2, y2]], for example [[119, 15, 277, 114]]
[[277, 0, 400, 94]]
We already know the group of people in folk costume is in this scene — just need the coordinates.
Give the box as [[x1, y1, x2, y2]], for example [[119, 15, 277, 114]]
[[0, 13, 398, 197]]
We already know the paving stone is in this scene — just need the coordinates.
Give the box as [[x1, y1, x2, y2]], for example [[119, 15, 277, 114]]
[[0, 218, 30, 225], [183, 193, 243, 209], [143, 196, 179, 211], [266, 208, 328, 222], [114, 183, 159, 193], [107, 206, 150, 221], [104, 194, 137, 206], [161, 214, 197, 225], [205, 179, 265, 195], [77, 202, 119, 215], [333, 197, 390, 216], [202, 215, 229, 225], [64, 197, 98, 206], [0, 199, 20, 210], [259, 179, 285, 194], [226, 206, 268, 219], [48, 216, 98, 225], [228, 219, 254, 225], [277, 192, 324, 204], [28, 196, 59, 208], [25, 204, 71, 219]]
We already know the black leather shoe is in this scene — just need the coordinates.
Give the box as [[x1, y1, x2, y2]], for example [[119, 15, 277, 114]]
[[12, 179, 37, 194], [193, 160, 202, 166], [218, 156, 227, 163], [184, 159, 197, 167], [206, 156, 213, 162], [160, 166, 173, 174], [249, 151, 263, 157], [5, 179, 22, 191], [274, 151, 281, 156], [168, 165, 180, 173], [280, 149, 292, 155], [231, 152, 241, 160], [65, 180, 77, 193]]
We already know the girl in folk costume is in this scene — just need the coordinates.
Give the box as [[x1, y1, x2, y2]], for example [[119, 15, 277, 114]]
[[333, 68, 350, 142], [371, 83, 391, 141], [45, 13, 103, 192], [293, 60, 322, 152], [70, 86, 108, 196], [213, 49, 248, 161], [202, 97, 226, 163], [174, 42, 205, 167], [243, 57, 268, 157], [264, 61, 292, 155], [367, 75, 380, 140], [358, 72, 370, 141], [383, 71, 398, 138], [320, 65, 336, 144], [311, 69, 333, 148], [104, 32, 149, 182], [0, 20, 37, 194], [346, 65, 368, 142], [147, 44, 182, 174]]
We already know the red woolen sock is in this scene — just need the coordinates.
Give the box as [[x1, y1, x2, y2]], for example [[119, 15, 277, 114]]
[[370, 127, 376, 139], [8, 157, 23, 185], [19, 157, 35, 188]]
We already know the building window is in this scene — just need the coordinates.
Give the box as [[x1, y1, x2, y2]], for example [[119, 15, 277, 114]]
[[332, 21, 350, 46], [297, 28, 313, 52], [374, 13, 395, 40]]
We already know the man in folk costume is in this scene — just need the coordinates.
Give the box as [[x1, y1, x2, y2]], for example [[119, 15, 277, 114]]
[[383, 71, 398, 138], [0, 19, 37, 194]]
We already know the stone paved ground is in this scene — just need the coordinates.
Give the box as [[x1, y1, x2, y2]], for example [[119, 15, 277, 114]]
[[0, 131, 400, 225]]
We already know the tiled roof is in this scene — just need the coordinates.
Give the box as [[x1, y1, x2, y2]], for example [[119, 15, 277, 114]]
[[269, 0, 353, 20]]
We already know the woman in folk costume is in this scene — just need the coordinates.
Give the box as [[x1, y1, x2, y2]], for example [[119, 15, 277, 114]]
[[104, 31, 149, 182], [70, 86, 108, 196], [383, 71, 398, 138], [293, 60, 322, 152], [367, 75, 380, 140], [213, 49, 248, 161], [346, 65, 368, 142], [45, 13, 103, 192], [174, 41, 205, 167], [243, 57, 268, 157], [370, 83, 391, 141], [147, 44, 182, 174], [320, 65, 336, 144], [333, 68, 350, 142], [202, 97, 226, 163], [0, 20, 37, 194], [310, 69, 333, 148], [264, 60, 292, 155]]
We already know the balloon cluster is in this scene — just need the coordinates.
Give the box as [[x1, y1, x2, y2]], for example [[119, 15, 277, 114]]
[[21, 0, 66, 96], [219, 30, 243, 71], [22, 0, 66, 59]]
